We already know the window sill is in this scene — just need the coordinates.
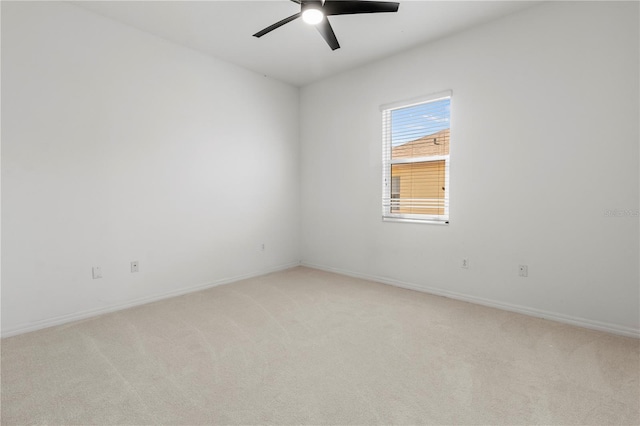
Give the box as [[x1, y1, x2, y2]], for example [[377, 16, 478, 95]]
[[382, 217, 449, 225]]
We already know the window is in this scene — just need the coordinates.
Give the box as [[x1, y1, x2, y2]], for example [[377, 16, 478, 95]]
[[382, 91, 451, 224]]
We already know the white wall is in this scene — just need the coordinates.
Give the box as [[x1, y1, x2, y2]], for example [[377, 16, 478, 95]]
[[1, 2, 300, 336], [300, 1, 640, 336]]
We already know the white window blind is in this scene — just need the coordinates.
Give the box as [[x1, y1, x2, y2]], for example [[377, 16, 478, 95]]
[[382, 91, 451, 224]]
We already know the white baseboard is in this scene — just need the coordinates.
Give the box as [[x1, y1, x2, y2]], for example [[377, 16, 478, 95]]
[[1, 261, 301, 338], [6, 260, 637, 339], [301, 261, 640, 339]]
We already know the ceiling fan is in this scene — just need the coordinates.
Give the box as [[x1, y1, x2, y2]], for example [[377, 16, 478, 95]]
[[253, 0, 400, 51]]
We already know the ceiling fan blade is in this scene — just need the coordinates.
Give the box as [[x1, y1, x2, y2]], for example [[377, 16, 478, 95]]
[[253, 12, 302, 38], [322, 0, 399, 16], [316, 18, 340, 50]]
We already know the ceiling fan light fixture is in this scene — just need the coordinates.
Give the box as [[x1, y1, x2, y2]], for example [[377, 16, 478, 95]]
[[302, 9, 324, 25], [253, 0, 400, 51]]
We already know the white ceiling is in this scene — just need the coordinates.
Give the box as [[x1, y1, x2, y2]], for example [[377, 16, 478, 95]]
[[74, 0, 540, 87]]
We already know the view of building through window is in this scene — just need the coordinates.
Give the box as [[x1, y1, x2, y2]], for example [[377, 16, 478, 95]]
[[383, 95, 451, 222]]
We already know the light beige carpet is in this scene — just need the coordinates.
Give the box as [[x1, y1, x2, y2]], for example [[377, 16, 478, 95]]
[[1, 266, 639, 425]]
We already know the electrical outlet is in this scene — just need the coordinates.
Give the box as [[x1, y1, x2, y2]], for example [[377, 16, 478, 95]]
[[518, 264, 528, 277], [461, 258, 469, 269], [92, 267, 102, 279], [131, 261, 139, 273]]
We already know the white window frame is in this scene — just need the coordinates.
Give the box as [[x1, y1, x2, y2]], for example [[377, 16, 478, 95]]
[[381, 90, 451, 225]]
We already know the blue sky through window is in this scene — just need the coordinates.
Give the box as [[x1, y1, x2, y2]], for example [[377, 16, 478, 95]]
[[391, 98, 450, 146]]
